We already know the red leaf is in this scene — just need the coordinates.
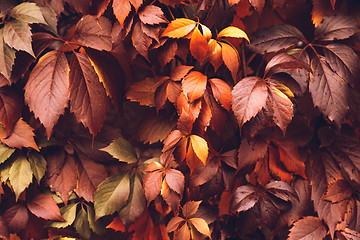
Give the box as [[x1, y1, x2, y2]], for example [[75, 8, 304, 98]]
[[288, 216, 327, 240], [167, 216, 184, 233], [132, 21, 153, 59], [208, 78, 231, 111], [321, 179, 353, 203], [165, 169, 184, 196], [249, 0, 265, 14], [0, 216, 9, 239], [75, 152, 108, 202], [1, 119, 38, 151], [26, 194, 63, 221], [231, 77, 268, 131], [74, 15, 112, 51], [69, 52, 109, 136], [106, 216, 125, 232], [182, 71, 207, 102], [0, 86, 22, 134], [112, 0, 142, 27], [238, 137, 268, 169], [161, 181, 181, 212], [46, 151, 77, 204], [144, 170, 163, 203], [25, 50, 70, 138], [170, 65, 193, 82]]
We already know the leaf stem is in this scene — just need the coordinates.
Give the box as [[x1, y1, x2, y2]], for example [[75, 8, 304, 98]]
[[240, 41, 247, 78]]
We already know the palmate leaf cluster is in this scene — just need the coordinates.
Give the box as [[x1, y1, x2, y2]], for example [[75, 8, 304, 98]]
[[0, 0, 359, 239]]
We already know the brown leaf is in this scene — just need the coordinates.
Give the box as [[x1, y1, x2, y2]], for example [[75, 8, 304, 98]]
[[288, 216, 327, 240], [190, 153, 219, 187], [46, 151, 77, 204], [26, 194, 63, 221], [138, 5, 167, 25], [238, 137, 268, 169], [250, 25, 306, 54], [230, 185, 259, 213], [126, 76, 168, 107], [1, 119, 38, 150], [165, 168, 185, 196], [182, 71, 207, 102], [182, 201, 201, 218], [264, 53, 311, 76], [73, 15, 112, 51], [309, 56, 349, 126], [25, 50, 70, 138], [314, 15, 359, 41], [0, 87, 22, 134], [0, 215, 9, 239], [113, 0, 142, 27], [311, 0, 334, 27], [75, 152, 108, 202], [322, 179, 353, 203], [174, 222, 190, 240], [249, 0, 265, 14], [188, 218, 211, 238], [132, 21, 153, 59], [106, 216, 125, 232], [170, 65, 193, 82], [69, 52, 109, 136], [208, 39, 223, 71], [167, 216, 184, 233], [231, 77, 268, 131], [161, 180, 181, 212]]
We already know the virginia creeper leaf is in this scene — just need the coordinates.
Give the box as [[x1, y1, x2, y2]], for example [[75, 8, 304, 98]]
[[25, 50, 70, 138], [188, 218, 211, 238], [182, 201, 201, 218], [217, 26, 249, 42], [27, 152, 46, 184], [231, 77, 268, 131], [182, 71, 207, 102], [2, 204, 28, 232], [49, 203, 78, 228], [74, 205, 91, 240], [27, 194, 63, 221], [189, 135, 208, 166], [9, 154, 33, 201], [165, 169, 184, 196], [314, 15, 359, 41], [1, 119, 39, 151], [288, 216, 327, 240], [0, 29, 16, 79], [161, 18, 196, 38], [208, 78, 231, 111], [94, 173, 130, 219], [74, 15, 112, 52], [250, 25, 306, 54], [8, 2, 46, 24], [309, 56, 349, 126], [143, 169, 163, 203], [112, 0, 143, 27], [0, 142, 15, 164], [69, 52, 109, 136], [100, 137, 137, 163], [230, 185, 259, 213], [189, 27, 208, 64], [118, 175, 146, 226], [3, 20, 34, 57], [138, 5, 167, 25], [219, 42, 239, 80]]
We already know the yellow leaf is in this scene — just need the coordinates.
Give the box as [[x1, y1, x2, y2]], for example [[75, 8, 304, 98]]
[[189, 135, 208, 165], [161, 18, 196, 38], [217, 26, 249, 43]]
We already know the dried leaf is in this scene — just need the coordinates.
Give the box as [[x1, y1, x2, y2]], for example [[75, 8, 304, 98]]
[[9, 154, 33, 201], [9, 2, 46, 24], [0, 29, 16, 79], [49, 203, 78, 229], [27, 152, 46, 184], [100, 137, 137, 163], [182, 201, 201, 218], [3, 20, 34, 57], [138, 5, 167, 25], [231, 185, 259, 213]]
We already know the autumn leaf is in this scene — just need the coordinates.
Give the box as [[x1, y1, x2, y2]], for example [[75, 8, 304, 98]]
[[94, 173, 130, 219], [25, 50, 70, 138], [1, 119, 38, 151], [113, 0, 143, 27], [189, 27, 208, 63], [27, 152, 46, 184], [0, 29, 16, 79], [8, 2, 46, 24], [49, 203, 78, 228], [138, 5, 167, 25], [314, 15, 358, 42], [161, 18, 196, 39], [73, 15, 112, 51], [288, 216, 327, 240], [69, 52, 109, 136], [3, 20, 34, 57], [182, 71, 207, 102], [9, 154, 33, 201], [219, 42, 239, 80], [0, 87, 22, 134], [100, 137, 138, 163], [26, 194, 63, 221], [217, 26, 249, 43]]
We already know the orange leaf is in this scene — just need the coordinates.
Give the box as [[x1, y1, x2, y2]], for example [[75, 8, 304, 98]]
[[144, 170, 163, 203], [167, 216, 184, 232], [182, 71, 207, 102], [165, 169, 184, 195], [220, 42, 239, 81], [170, 65, 193, 81], [161, 18, 196, 38], [113, 0, 143, 27], [174, 222, 190, 240], [208, 39, 223, 71], [107, 216, 126, 232], [189, 135, 208, 166], [190, 27, 208, 64], [208, 78, 231, 111]]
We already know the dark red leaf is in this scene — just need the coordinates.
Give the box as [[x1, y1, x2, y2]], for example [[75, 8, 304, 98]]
[[0, 86, 22, 134], [231, 185, 259, 213], [3, 204, 28, 232], [314, 15, 359, 41], [288, 216, 327, 240]]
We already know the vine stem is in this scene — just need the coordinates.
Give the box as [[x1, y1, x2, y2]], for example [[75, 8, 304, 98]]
[[240, 41, 247, 78]]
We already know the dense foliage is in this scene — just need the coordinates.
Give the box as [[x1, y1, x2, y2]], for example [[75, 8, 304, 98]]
[[0, 0, 360, 239]]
